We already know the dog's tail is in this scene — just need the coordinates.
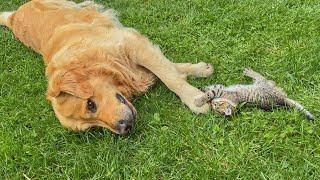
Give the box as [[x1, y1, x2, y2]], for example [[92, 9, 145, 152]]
[[284, 98, 315, 121], [0, 12, 14, 28]]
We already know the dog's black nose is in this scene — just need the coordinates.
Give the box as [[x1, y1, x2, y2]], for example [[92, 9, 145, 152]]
[[116, 119, 135, 135]]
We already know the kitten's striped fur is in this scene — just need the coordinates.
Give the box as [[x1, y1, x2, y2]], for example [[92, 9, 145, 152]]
[[195, 68, 314, 120]]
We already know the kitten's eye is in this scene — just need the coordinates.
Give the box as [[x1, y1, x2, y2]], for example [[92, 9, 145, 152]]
[[87, 99, 97, 113]]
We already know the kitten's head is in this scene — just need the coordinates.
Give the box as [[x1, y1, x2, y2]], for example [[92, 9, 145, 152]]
[[211, 98, 237, 116]]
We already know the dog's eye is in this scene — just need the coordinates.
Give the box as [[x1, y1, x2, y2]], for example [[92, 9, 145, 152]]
[[87, 99, 97, 113]]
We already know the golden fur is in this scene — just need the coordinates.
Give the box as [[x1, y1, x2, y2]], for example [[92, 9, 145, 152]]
[[0, 0, 213, 134]]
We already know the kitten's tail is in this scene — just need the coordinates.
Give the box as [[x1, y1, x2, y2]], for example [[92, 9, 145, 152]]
[[284, 98, 315, 121]]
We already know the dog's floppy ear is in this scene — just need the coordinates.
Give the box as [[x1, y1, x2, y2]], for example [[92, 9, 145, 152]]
[[47, 70, 93, 99]]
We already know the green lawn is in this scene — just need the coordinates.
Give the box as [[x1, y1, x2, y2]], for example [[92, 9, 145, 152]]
[[1, 0, 320, 179]]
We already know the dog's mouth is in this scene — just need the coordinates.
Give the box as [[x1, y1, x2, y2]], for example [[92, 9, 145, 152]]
[[90, 95, 137, 135], [125, 101, 137, 121], [126, 101, 137, 120], [114, 93, 137, 135], [116, 93, 137, 119]]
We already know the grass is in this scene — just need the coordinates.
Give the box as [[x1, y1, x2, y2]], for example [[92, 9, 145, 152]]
[[1, 0, 320, 179]]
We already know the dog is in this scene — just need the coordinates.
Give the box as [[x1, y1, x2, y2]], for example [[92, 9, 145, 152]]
[[0, 0, 213, 135]]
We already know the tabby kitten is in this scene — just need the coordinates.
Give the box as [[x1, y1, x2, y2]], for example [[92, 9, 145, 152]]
[[195, 68, 314, 120]]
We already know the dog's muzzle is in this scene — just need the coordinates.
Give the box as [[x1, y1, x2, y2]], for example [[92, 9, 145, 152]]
[[116, 93, 137, 135]]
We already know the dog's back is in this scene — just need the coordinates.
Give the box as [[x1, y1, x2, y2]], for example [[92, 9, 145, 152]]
[[2, 0, 119, 54]]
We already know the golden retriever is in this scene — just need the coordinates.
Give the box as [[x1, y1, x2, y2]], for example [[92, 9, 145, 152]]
[[0, 0, 213, 135]]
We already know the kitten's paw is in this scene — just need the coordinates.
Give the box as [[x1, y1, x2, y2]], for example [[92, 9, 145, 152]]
[[244, 68, 254, 75], [194, 62, 214, 77]]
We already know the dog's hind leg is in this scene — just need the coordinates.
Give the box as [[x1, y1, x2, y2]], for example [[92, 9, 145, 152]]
[[77, 1, 96, 7], [127, 37, 209, 114], [175, 62, 213, 78], [100, 9, 123, 27], [0, 11, 14, 28], [77, 1, 104, 12]]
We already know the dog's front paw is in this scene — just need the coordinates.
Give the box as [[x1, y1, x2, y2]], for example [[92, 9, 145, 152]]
[[194, 94, 207, 107], [187, 100, 209, 114], [180, 86, 209, 114], [193, 103, 210, 114], [193, 62, 214, 77]]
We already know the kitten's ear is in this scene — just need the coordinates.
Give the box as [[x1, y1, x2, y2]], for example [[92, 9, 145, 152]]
[[224, 107, 233, 116]]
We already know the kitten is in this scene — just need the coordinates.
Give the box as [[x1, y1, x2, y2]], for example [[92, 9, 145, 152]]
[[195, 68, 314, 120]]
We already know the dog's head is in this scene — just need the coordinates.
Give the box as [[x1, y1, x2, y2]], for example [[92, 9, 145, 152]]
[[46, 67, 137, 135]]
